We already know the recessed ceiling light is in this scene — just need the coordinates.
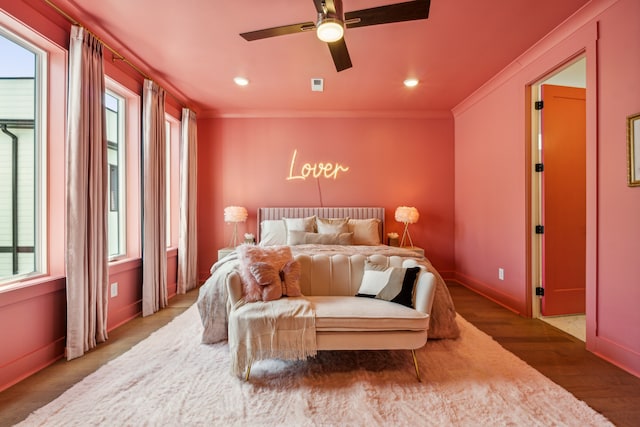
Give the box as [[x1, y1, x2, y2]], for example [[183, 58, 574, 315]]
[[404, 78, 419, 88], [234, 76, 249, 86]]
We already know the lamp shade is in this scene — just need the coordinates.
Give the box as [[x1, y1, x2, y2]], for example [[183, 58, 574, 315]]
[[395, 206, 419, 224], [224, 206, 248, 223]]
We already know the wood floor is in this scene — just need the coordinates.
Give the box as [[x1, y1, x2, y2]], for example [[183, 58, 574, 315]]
[[1, 282, 639, 427], [448, 281, 640, 427]]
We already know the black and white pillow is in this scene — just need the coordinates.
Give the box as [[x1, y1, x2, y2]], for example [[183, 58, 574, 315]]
[[356, 260, 420, 308]]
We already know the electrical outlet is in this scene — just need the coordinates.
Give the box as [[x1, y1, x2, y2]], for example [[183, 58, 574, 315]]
[[110, 282, 118, 298], [498, 268, 504, 281]]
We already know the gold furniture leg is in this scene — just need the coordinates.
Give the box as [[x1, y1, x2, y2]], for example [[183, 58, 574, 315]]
[[244, 361, 252, 381], [411, 349, 422, 382]]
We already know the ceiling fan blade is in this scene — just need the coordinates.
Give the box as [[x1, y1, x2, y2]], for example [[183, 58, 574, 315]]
[[240, 22, 315, 41], [345, 0, 431, 29], [327, 38, 352, 72]]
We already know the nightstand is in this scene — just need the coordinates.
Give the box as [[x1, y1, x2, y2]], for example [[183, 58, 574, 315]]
[[401, 246, 424, 257], [218, 247, 235, 261]]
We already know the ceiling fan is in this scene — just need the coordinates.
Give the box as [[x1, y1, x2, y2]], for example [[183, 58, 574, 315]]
[[240, 0, 431, 72]]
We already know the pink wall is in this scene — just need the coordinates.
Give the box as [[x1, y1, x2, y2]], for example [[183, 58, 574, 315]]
[[0, 278, 66, 390], [453, 79, 529, 313], [592, 0, 640, 372], [0, 252, 178, 391], [197, 115, 455, 282], [167, 249, 178, 298], [453, 0, 640, 377], [107, 261, 143, 331]]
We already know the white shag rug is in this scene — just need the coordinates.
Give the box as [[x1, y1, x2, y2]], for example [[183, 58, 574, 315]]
[[18, 305, 612, 427]]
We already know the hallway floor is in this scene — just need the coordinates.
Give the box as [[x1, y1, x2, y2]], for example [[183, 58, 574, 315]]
[[541, 314, 586, 341]]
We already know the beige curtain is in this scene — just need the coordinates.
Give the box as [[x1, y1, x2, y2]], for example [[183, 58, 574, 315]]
[[177, 108, 198, 294], [142, 79, 167, 316], [65, 25, 109, 360]]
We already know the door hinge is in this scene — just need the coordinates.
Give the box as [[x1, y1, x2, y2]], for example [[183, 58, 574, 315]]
[[535, 225, 544, 234], [536, 286, 545, 296], [535, 100, 544, 110], [535, 163, 544, 172]]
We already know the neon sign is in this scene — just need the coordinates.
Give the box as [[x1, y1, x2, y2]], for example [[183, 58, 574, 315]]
[[286, 149, 350, 181]]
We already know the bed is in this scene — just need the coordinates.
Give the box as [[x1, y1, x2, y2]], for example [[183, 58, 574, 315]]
[[197, 207, 460, 348]]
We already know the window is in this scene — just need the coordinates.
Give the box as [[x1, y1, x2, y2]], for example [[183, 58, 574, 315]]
[[0, 30, 45, 283], [165, 115, 180, 248], [165, 119, 171, 246], [105, 90, 126, 259], [105, 78, 141, 263], [1, 11, 67, 287]]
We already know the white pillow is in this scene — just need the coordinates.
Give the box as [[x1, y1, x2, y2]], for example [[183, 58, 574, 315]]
[[356, 260, 420, 308], [357, 264, 394, 295], [347, 218, 381, 245], [258, 220, 286, 246]]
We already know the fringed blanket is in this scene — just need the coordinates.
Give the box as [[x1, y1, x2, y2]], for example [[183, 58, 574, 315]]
[[228, 297, 317, 377]]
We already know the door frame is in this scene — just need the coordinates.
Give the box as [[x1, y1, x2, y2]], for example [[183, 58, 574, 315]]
[[526, 52, 597, 343]]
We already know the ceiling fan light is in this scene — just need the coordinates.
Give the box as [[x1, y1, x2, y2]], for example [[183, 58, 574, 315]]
[[316, 18, 344, 43]]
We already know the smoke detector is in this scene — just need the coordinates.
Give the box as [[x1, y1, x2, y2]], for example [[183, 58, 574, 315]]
[[311, 78, 324, 92]]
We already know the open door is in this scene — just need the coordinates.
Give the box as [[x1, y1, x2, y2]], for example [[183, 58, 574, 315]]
[[539, 84, 586, 316]]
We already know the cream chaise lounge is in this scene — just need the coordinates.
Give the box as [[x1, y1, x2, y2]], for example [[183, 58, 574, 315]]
[[226, 253, 438, 381]]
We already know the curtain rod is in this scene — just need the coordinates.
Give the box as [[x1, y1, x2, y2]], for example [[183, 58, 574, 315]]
[[42, 0, 186, 108]]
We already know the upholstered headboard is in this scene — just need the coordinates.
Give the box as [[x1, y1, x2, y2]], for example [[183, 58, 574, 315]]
[[257, 207, 385, 243]]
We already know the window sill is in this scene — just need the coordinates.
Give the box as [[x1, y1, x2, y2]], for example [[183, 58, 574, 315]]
[[109, 257, 142, 275], [0, 273, 63, 292], [108, 248, 177, 275]]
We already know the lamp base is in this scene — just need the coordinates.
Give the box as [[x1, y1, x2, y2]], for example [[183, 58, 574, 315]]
[[399, 222, 415, 248], [229, 223, 239, 248]]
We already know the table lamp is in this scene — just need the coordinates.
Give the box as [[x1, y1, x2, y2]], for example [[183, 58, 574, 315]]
[[224, 206, 248, 247], [395, 206, 419, 248]]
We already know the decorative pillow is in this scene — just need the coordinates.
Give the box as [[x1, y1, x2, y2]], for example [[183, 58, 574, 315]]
[[280, 259, 302, 297], [249, 261, 279, 286], [283, 216, 316, 232], [237, 244, 294, 302], [249, 262, 283, 301], [347, 218, 381, 245], [259, 220, 287, 246], [284, 216, 316, 244], [287, 230, 354, 245], [356, 260, 420, 308], [287, 230, 310, 245], [316, 217, 349, 234]]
